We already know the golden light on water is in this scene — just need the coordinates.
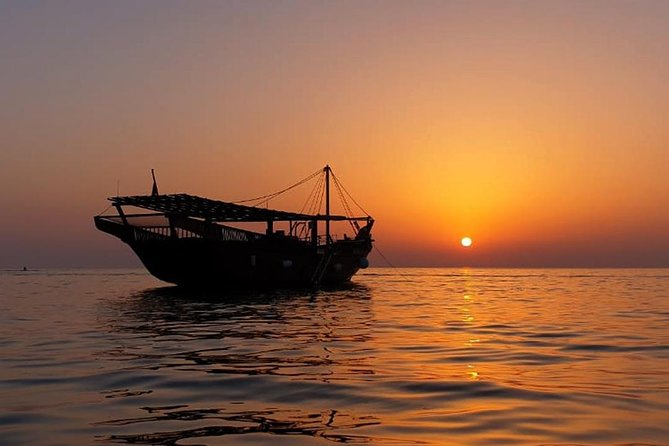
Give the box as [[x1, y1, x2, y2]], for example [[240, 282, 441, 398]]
[[461, 237, 473, 248]]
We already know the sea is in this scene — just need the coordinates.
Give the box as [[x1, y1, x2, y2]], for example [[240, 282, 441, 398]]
[[1, 268, 668, 445]]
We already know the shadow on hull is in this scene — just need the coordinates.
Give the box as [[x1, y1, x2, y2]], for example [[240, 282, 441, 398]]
[[129, 238, 370, 289]]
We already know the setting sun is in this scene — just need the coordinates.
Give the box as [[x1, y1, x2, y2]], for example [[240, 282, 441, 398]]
[[461, 237, 473, 248]]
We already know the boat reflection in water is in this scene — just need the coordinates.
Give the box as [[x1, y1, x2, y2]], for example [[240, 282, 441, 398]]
[[95, 284, 385, 445]]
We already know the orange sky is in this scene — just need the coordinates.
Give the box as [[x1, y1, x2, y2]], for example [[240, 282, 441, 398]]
[[1, 1, 668, 267]]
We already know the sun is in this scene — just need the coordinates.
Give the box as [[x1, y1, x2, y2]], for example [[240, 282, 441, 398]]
[[461, 237, 473, 247]]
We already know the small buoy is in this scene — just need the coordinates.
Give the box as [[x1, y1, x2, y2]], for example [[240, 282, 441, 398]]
[[282, 259, 293, 268], [359, 258, 369, 269]]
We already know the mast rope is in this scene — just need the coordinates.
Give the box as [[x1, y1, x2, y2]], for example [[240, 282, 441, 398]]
[[96, 203, 113, 216], [295, 171, 325, 239], [332, 176, 359, 231], [314, 174, 325, 215], [332, 176, 353, 217], [230, 165, 369, 248], [373, 245, 412, 283], [232, 168, 323, 206], [300, 170, 324, 214], [330, 171, 371, 217]]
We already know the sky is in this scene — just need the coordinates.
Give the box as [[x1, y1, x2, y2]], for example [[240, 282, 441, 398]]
[[1, 0, 668, 268]]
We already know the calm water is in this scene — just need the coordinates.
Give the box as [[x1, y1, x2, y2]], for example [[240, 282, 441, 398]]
[[1, 268, 669, 445]]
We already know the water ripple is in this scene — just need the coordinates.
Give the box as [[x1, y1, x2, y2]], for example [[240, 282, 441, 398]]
[[2, 268, 669, 445], [98, 407, 382, 445]]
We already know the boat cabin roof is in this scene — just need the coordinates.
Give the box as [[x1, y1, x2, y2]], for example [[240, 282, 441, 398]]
[[110, 194, 368, 222]]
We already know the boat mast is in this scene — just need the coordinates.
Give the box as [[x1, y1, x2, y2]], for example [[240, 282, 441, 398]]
[[325, 164, 330, 247], [151, 169, 159, 196]]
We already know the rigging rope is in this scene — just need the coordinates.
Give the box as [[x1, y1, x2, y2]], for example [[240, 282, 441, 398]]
[[330, 171, 371, 217], [96, 203, 113, 216], [314, 175, 325, 215], [295, 171, 325, 239], [373, 245, 413, 283], [315, 175, 326, 214], [332, 176, 352, 217], [332, 176, 359, 232], [229, 164, 370, 247], [300, 170, 324, 214], [232, 168, 323, 206]]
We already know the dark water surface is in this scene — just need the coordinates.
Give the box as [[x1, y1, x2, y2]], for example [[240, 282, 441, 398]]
[[1, 268, 668, 445]]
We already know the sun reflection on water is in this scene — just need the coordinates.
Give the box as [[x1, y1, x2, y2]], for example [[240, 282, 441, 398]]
[[4, 268, 669, 445]]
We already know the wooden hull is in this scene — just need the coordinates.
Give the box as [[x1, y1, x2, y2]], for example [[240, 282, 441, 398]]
[[95, 217, 372, 289]]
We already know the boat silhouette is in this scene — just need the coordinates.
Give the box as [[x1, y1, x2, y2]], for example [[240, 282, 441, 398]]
[[94, 165, 373, 288]]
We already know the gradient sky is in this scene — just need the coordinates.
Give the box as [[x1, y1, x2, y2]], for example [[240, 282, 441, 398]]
[[1, 0, 668, 268]]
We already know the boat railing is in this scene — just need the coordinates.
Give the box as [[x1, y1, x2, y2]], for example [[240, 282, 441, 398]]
[[131, 224, 263, 242], [98, 214, 265, 243], [219, 224, 263, 242], [316, 234, 348, 244], [170, 216, 263, 242], [133, 226, 170, 241], [101, 213, 361, 244]]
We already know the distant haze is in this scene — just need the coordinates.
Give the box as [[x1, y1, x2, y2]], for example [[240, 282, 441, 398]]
[[1, 0, 668, 268]]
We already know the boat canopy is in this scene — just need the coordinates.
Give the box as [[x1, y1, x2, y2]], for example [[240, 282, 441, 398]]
[[110, 193, 369, 223]]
